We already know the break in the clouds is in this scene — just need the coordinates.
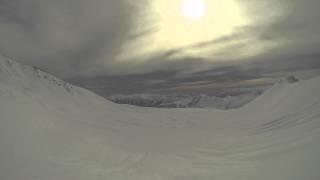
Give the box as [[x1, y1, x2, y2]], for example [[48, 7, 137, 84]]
[[0, 0, 319, 78]]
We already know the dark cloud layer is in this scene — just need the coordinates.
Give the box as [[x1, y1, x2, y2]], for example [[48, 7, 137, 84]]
[[70, 54, 320, 96]]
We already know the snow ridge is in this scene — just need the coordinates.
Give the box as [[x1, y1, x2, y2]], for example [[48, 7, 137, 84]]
[[0, 55, 74, 93]]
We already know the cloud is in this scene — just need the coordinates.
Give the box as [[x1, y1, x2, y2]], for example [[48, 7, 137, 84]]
[[0, 0, 319, 81], [241, 0, 320, 57], [0, 0, 142, 77]]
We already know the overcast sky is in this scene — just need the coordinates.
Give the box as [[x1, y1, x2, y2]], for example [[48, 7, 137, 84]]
[[0, 0, 319, 94]]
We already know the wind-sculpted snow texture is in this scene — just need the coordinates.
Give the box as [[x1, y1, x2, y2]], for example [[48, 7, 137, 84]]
[[1, 55, 320, 180]]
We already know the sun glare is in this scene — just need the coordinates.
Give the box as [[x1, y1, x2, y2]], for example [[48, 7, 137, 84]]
[[121, 0, 251, 60], [182, 0, 207, 20]]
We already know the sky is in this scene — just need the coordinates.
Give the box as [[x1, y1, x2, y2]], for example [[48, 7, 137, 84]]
[[0, 0, 319, 95]]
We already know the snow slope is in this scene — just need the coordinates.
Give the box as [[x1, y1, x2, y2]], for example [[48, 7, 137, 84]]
[[1, 55, 320, 180]]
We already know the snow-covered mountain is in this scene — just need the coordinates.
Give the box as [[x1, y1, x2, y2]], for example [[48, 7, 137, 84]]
[[108, 93, 260, 109], [1, 55, 320, 180], [108, 77, 301, 109]]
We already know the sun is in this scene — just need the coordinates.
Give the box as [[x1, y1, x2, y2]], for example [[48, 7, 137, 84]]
[[181, 0, 207, 20], [120, 0, 251, 60]]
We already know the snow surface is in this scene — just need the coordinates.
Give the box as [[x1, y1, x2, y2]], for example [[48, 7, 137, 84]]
[[1, 55, 320, 180]]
